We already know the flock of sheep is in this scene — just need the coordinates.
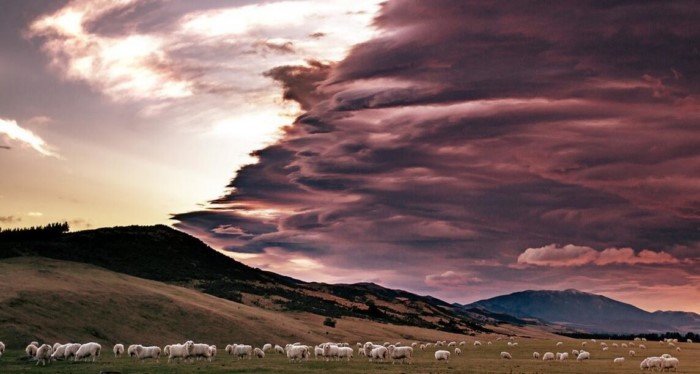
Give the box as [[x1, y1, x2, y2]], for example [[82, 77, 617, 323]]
[[0, 336, 689, 370]]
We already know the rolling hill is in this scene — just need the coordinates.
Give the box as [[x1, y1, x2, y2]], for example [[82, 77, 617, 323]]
[[461, 289, 700, 334], [0, 256, 515, 349], [0, 225, 530, 337]]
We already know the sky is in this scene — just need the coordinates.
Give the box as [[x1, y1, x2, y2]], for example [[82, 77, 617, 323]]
[[2, 1, 699, 313]]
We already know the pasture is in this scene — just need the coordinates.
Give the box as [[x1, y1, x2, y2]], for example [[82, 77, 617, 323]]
[[0, 338, 695, 373]]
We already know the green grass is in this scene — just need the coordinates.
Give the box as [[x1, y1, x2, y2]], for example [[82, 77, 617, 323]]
[[1, 339, 697, 373]]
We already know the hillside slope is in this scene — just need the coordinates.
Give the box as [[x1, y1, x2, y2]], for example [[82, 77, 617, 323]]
[[0, 225, 525, 335], [462, 289, 700, 334], [0, 257, 509, 348]]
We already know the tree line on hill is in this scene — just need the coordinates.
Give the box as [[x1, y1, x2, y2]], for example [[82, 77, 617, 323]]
[[0, 222, 69, 242]]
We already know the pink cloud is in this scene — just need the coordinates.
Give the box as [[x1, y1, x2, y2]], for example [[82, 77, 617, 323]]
[[518, 244, 680, 267], [425, 271, 481, 288]]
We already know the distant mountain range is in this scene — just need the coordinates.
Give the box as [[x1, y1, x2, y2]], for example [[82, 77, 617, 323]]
[[460, 289, 700, 334]]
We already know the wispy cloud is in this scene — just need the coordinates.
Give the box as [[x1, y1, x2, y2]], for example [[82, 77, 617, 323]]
[[0, 118, 59, 157], [517, 244, 681, 267]]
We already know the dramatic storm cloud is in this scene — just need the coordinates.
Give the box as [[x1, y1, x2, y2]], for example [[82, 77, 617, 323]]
[[174, 1, 700, 311]]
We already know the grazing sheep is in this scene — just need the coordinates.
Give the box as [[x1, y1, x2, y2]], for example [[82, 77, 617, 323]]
[[435, 350, 450, 361], [0, 341, 4, 355], [614, 357, 625, 364], [35, 344, 53, 366], [338, 346, 353, 361], [613, 343, 619, 347], [135, 346, 161, 362], [639, 344, 646, 349], [676, 347, 681, 352], [30, 341, 39, 347], [500, 351, 512, 359], [262, 343, 272, 352], [556, 341, 563, 347], [448, 341, 457, 347], [113, 344, 124, 357], [370, 346, 388, 362], [26, 344, 38, 357], [50, 344, 69, 361], [286, 345, 309, 362], [591, 339, 597, 343], [669, 342, 675, 347], [455, 347, 462, 356], [577, 351, 591, 361], [533, 352, 540, 359], [210, 345, 217, 358], [419, 344, 426, 350], [387, 345, 412, 364], [128, 344, 139, 359], [572, 349, 580, 356], [163, 345, 171, 357], [192, 343, 213, 361], [233, 344, 253, 359], [488, 341, 492, 345], [603, 347, 609, 351], [621, 343, 628, 348], [601, 342, 608, 347], [384, 342, 390, 347], [426, 342, 432, 347], [581, 341, 587, 347], [52, 343, 61, 352], [275, 344, 285, 354], [474, 340, 482, 346], [254, 347, 265, 358], [688, 339, 693, 343], [543, 352, 555, 361], [75, 342, 101, 362], [629, 350, 636, 357], [642, 356, 664, 371], [64, 343, 81, 360], [630, 342, 635, 347], [168, 341, 194, 363], [314, 345, 324, 360], [661, 356, 679, 371], [559, 352, 569, 361], [459, 341, 465, 346]]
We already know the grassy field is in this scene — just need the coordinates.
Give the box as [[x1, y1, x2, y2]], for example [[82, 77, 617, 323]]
[[0, 339, 697, 373], [0, 257, 697, 373]]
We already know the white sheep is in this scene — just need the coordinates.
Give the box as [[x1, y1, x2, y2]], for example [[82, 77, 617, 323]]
[[688, 339, 693, 343], [661, 356, 679, 371], [603, 346, 609, 351], [487, 341, 492, 345], [576, 350, 590, 361], [75, 342, 101, 362], [387, 345, 412, 364], [533, 351, 540, 359], [455, 347, 462, 356], [474, 340, 482, 346], [501, 351, 512, 359], [275, 344, 285, 354], [52, 343, 61, 352], [210, 345, 217, 358], [254, 347, 265, 358], [30, 341, 39, 347], [581, 341, 587, 347], [459, 341, 466, 346], [234, 344, 253, 359], [135, 345, 161, 362], [0, 341, 4, 355], [25, 344, 38, 357], [629, 350, 636, 357], [113, 344, 124, 357], [314, 345, 324, 359], [419, 344, 426, 350], [64, 343, 81, 360], [192, 343, 213, 361], [559, 352, 569, 361], [286, 345, 309, 362], [370, 346, 388, 362], [164, 345, 171, 357], [35, 344, 53, 366], [168, 341, 194, 363], [127, 344, 139, 359], [448, 341, 457, 347], [435, 350, 450, 361], [556, 341, 563, 347], [262, 343, 272, 352], [338, 346, 353, 361], [621, 343, 628, 348], [50, 344, 69, 361], [639, 344, 646, 349], [676, 346, 681, 352], [572, 349, 579, 356], [614, 357, 625, 363], [543, 352, 555, 361], [613, 343, 619, 347], [322, 343, 339, 361]]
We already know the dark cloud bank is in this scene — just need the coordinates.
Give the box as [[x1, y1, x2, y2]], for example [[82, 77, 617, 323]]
[[174, 1, 700, 306]]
